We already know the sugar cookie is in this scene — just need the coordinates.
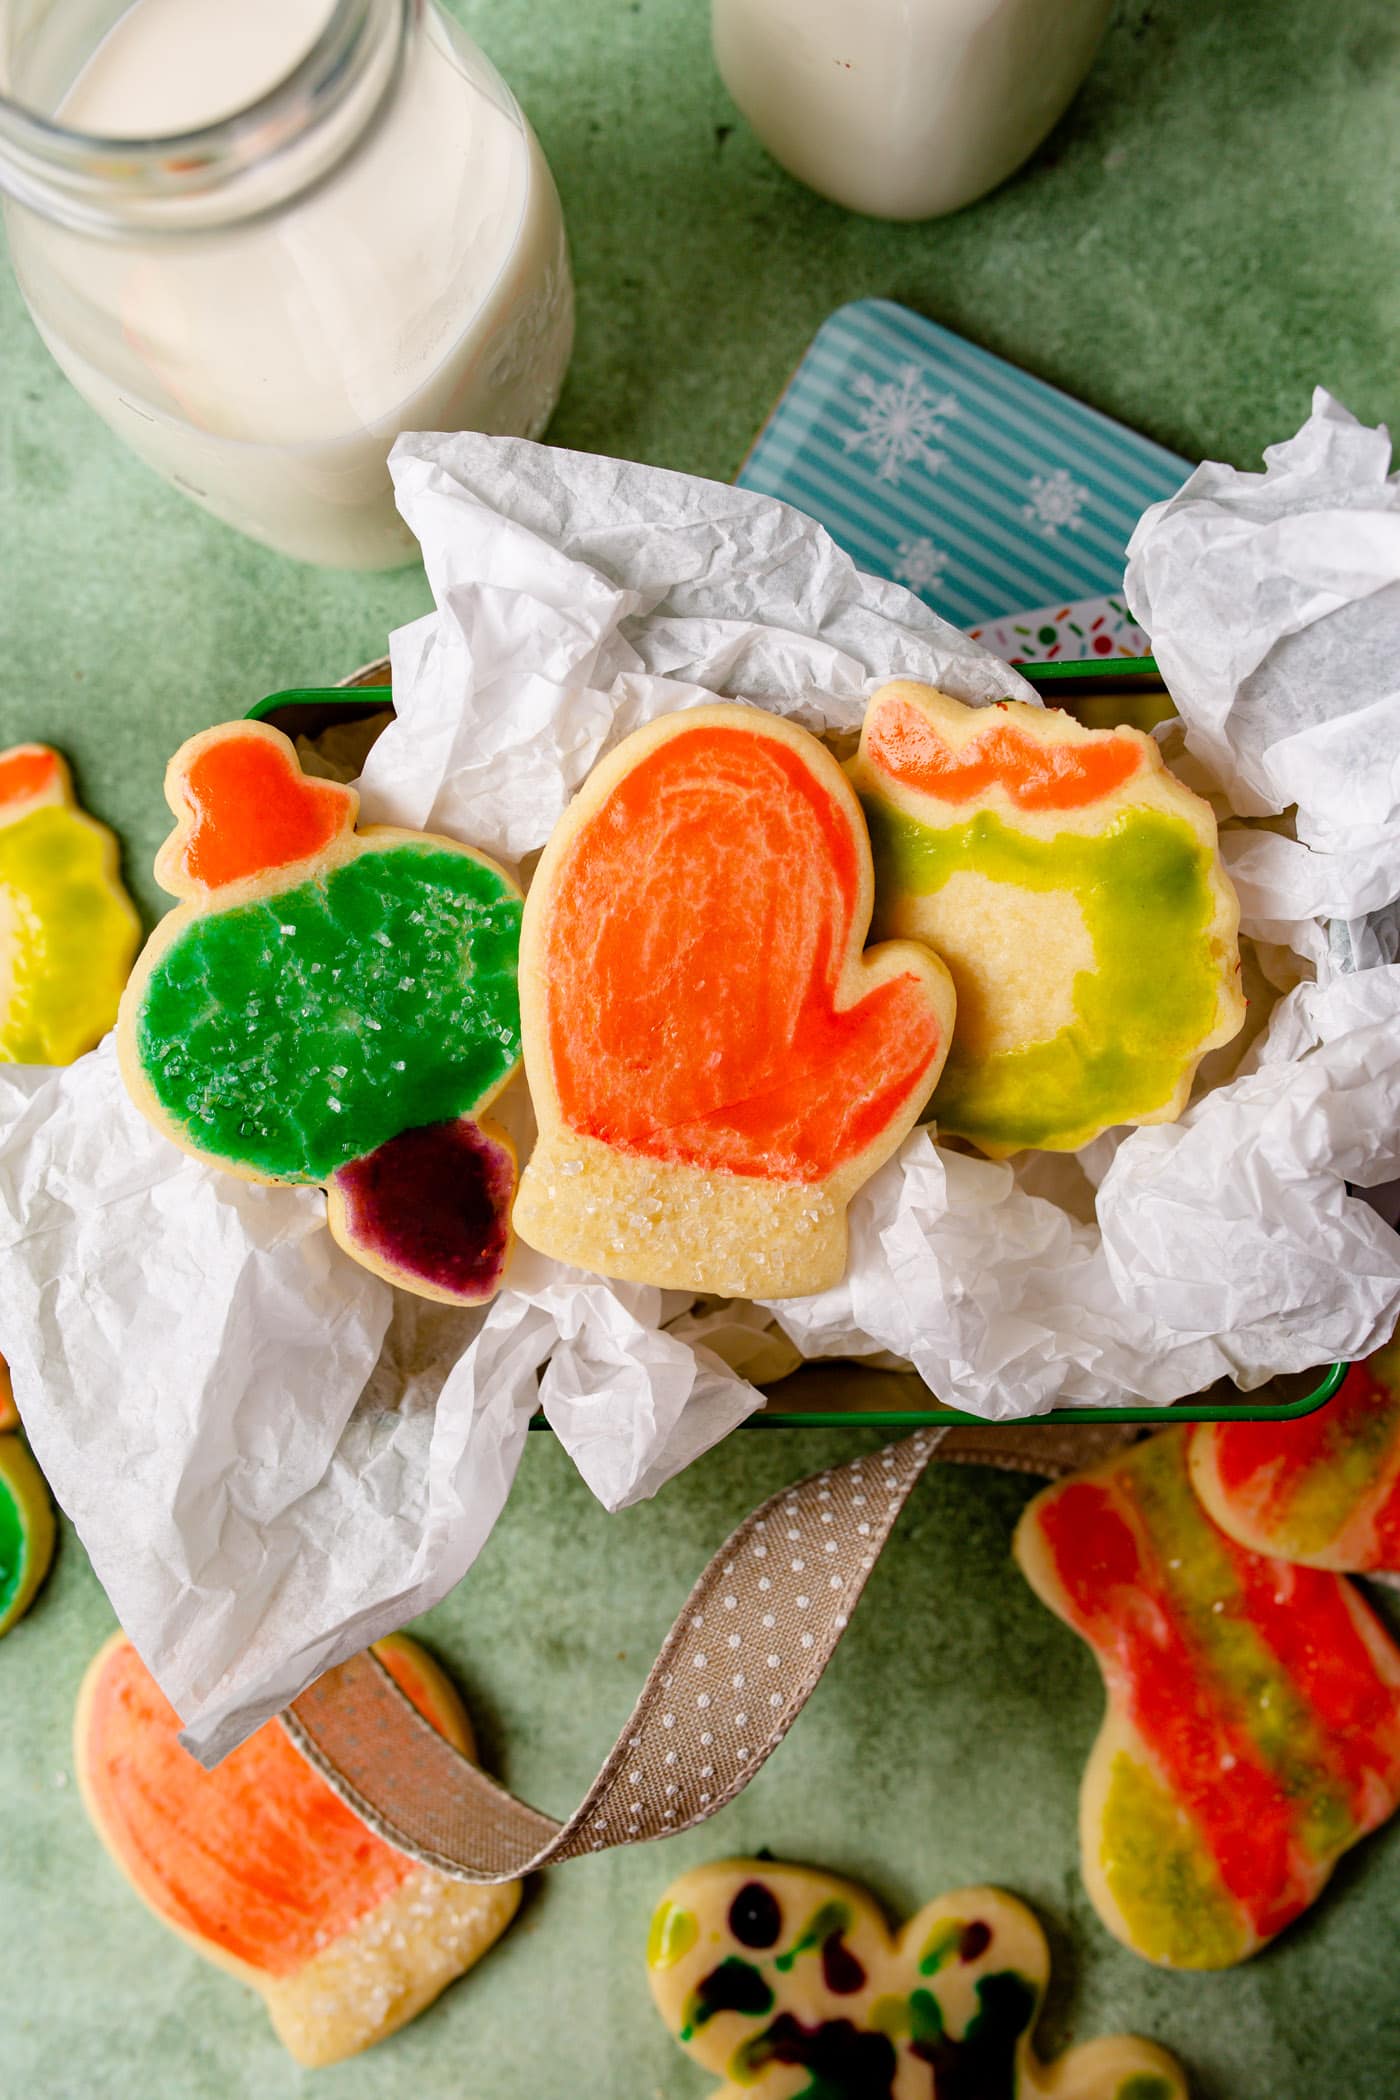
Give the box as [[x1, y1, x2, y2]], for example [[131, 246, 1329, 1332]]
[[513, 705, 955, 1296], [647, 1859, 1187, 2100], [116, 721, 523, 1304], [849, 683, 1244, 1156], [1191, 1342, 1400, 1571], [1015, 1429, 1400, 1967], [0, 1434, 56, 1637], [75, 1631, 521, 2067], [0, 742, 139, 1064]]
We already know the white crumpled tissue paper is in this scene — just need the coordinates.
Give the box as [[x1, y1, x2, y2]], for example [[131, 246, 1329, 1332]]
[[3, 388, 1400, 1761]]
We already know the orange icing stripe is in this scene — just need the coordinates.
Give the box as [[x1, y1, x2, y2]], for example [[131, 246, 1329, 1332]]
[[85, 1642, 445, 1976], [866, 693, 1142, 810], [0, 746, 60, 809], [544, 725, 943, 1182], [174, 731, 353, 892]]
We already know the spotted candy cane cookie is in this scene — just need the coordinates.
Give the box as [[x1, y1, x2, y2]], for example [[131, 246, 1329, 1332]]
[[1191, 1341, 1400, 1571], [1015, 1429, 1400, 1967], [116, 721, 522, 1304], [512, 705, 955, 1297], [0, 741, 139, 1064], [647, 1859, 1186, 2100], [75, 1632, 520, 2066], [849, 683, 1244, 1156]]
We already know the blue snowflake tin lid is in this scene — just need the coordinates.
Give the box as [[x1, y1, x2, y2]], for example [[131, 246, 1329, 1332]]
[[736, 298, 1191, 633]]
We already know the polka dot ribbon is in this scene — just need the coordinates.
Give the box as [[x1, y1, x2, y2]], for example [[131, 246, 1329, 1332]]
[[283, 1422, 1135, 1881]]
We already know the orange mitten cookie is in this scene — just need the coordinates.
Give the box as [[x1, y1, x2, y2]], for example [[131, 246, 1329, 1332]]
[[512, 705, 955, 1296], [1016, 1429, 1400, 1968], [117, 721, 523, 1305], [849, 683, 1244, 1156], [647, 1859, 1186, 2100], [75, 1632, 520, 2066], [0, 741, 139, 1064], [1190, 1341, 1400, 1570]]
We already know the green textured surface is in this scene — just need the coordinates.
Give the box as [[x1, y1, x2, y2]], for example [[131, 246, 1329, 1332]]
[[1, 0, 1398, 2095]]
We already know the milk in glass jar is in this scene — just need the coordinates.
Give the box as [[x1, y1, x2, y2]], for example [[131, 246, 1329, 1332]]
[[713, 0, 1114, 220], [0, 0, 574, 566]]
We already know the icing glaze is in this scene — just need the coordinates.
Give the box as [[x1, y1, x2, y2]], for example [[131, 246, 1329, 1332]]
[[327, 1115, 516, 1304], [75, 1631, 522, 2065], [850, 681, 1243, 1158], [1191, 1341, 1400, 1570], [0, 743, 140, 1065], [647, 1861, 1186, 2100], [867, 801, 1219, 1154], [1016, 1429, 1400, 1966], [543, 722, 943, 1181], [865, 690, 1143, 810], [119, 721, 523, 1305], [514, 707, 955, 1297], [156, 724, 355, 898], [0, 1435, 56, 1637], [136, 846, 521, 1182]]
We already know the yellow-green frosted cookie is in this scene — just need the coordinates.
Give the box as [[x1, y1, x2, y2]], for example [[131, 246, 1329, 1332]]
[[849, 682, 1244, 1157], [0, 742, 139, 1064], [647, 1857, 1186, 2099]]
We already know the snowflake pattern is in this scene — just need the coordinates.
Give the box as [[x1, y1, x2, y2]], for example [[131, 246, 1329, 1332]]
[[892, 536, 950, 596], [845, 364, 958, 484], [1022, 467, 1090, 535]]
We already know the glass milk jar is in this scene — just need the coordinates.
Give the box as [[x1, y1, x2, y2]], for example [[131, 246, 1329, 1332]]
[[0, 0, 574, 566], [713, 0, 1114, 220]]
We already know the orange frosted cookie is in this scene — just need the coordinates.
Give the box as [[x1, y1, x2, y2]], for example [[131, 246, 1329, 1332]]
[[0, 742, 139, 1065], [75, 1631, 520, 2066], [1191, 1340, 1400, 1571], [1016, 1429, 1400, 1968], [512, 705, 955, 1296], [116, 720, 523, 1305], [647, 1859, 1187, 2100], [849, 683, 1244, 1156]]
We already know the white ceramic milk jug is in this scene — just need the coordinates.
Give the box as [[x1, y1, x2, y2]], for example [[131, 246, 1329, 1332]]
[[0, 0, 574, 567], [713, 0, 1114, 220]]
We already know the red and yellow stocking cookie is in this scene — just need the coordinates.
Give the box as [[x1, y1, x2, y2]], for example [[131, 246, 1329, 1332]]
[[647, 1859, 1186, 2100], [512, 706, 956, 1297], [116, 721, 523, 1305], [849, 684, 1244, 1156], [1191, 1341, 1400, 1571], [1015, 1429, 1400, 1967], [75, 1631, 520, 2066], [0, 742, 139, 1065], [0, 1435, 55, 1637]]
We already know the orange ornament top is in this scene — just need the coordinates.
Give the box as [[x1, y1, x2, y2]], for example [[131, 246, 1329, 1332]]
[[0, 744, 65, 820], [155, 721, 357, 899], [864, 690, 1143, 811]]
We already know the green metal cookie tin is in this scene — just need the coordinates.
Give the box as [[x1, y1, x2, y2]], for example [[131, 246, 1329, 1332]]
[[248, 664, 1345, 1430]]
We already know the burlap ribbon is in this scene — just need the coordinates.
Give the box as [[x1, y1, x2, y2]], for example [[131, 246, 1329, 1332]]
[[284, 1421, 1134, 1880]]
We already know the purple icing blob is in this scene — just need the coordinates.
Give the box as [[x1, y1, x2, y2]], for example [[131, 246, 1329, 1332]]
[[331, 1116, 513, 1302]]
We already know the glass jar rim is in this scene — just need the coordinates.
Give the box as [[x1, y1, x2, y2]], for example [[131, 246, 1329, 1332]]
[[0, 0, 412, 233]]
